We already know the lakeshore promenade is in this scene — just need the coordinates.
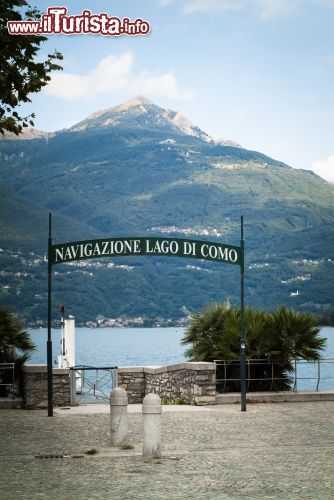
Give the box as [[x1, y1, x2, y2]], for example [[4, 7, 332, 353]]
[[0, 402, 333, 499]]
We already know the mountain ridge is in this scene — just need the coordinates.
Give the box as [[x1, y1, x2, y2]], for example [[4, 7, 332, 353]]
[[0, 96, 333, 324], [1, 96, 243, 149], [70, 95, 242, 147]]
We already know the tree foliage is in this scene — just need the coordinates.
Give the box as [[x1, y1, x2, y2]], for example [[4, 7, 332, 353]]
[[0, 0, 62, 134], [267, 305, 325, 362], [181, 303, 326, 391], [0, 307, 35, 395], [0, 306, 35, 361]]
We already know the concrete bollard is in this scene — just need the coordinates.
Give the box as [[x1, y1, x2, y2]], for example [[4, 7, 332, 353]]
[[110, 387, 128, 446], [142, 393, 162, 458]]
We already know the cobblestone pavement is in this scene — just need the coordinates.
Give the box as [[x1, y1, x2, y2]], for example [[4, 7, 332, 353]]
[[0, 402, 333, 499]]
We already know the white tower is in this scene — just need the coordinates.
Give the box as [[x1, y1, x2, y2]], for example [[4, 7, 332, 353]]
[[58, 317, 76, 368]]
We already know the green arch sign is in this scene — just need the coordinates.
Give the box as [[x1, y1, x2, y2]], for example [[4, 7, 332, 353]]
[[46, 214, 246, 416], [50, 236, 242, 266]]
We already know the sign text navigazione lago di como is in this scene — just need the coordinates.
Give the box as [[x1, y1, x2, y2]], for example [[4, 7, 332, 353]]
[[50, 237, 241, 266]]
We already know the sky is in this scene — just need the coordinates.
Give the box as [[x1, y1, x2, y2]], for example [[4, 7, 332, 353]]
[[16, 0, 334, 182]]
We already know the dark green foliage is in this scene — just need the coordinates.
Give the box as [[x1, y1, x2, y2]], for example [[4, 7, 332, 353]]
[[0, 307, 35, 395], [267, 306, 325, 362], [181, 302, 234, 362], [0, 1, 62, 134], [181, 303, 326, 392]]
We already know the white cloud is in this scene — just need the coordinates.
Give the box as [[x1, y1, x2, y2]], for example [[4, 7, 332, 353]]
[[183, 0, 245, 14], [312, 155, 334, 183], [45, 52, 194, 102], [257, 0, 302, 19], [161, 0, 331, 19]]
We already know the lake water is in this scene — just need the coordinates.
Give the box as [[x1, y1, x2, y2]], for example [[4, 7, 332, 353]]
[[28, 327, 187, 367], [28, 326, 334, 390]]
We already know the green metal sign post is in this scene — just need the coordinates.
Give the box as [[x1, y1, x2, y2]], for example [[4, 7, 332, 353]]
[[47, 213, 53, 417], [47, 214, 246, 415], [240, 216, 246, 411]]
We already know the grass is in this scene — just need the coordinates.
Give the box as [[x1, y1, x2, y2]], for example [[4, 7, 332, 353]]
[[120, 443, 135, 450], [85, 448, 98, 455], [174, 397, 186, 405]]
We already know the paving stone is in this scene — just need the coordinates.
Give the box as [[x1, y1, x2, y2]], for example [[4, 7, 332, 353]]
[[0, 402, 333, 499]]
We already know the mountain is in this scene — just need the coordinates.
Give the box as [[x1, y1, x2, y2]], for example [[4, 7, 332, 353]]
[[0, 127, 51, 141], [0, 183, 101, 249], [0, 96, 333, 325], [69, 96, 241, 147]]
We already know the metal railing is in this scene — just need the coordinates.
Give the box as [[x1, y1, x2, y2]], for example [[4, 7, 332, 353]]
[[292, 358, 334, 392], [70, 365, 118, 404], [214, 358, 334, 393], [0, 363, 15, 398]]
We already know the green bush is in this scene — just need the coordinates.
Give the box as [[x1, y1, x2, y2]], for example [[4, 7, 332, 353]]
[[174, 397, 186, 405], [181, 302, 326, 392], [0, 307, 35, 396]]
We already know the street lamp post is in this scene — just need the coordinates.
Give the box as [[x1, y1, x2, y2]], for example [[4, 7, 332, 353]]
[[47, 212, 53, 417], [240, 215, 246, 411]]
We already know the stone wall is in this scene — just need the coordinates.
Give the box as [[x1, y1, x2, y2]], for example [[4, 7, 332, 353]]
[[119, 362, 216, 405], [118, 367, 145, 404], [23, 365, 70, 409], [21, 362, 216, 408], [144, 363, 216, 405]]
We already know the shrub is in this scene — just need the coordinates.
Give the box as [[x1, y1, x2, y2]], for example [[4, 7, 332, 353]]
[[0, 307, 35, 396], [181, 303, 326, 392]]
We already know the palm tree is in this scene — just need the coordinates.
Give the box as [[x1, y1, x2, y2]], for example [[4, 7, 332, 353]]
[[181, 302, 270, 361], [266, 305, 326, 367], [0, 307, 35, 396], [181, 302, 326, 392], [181, 302, 273, 391], [181, 301, 232, 362]]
